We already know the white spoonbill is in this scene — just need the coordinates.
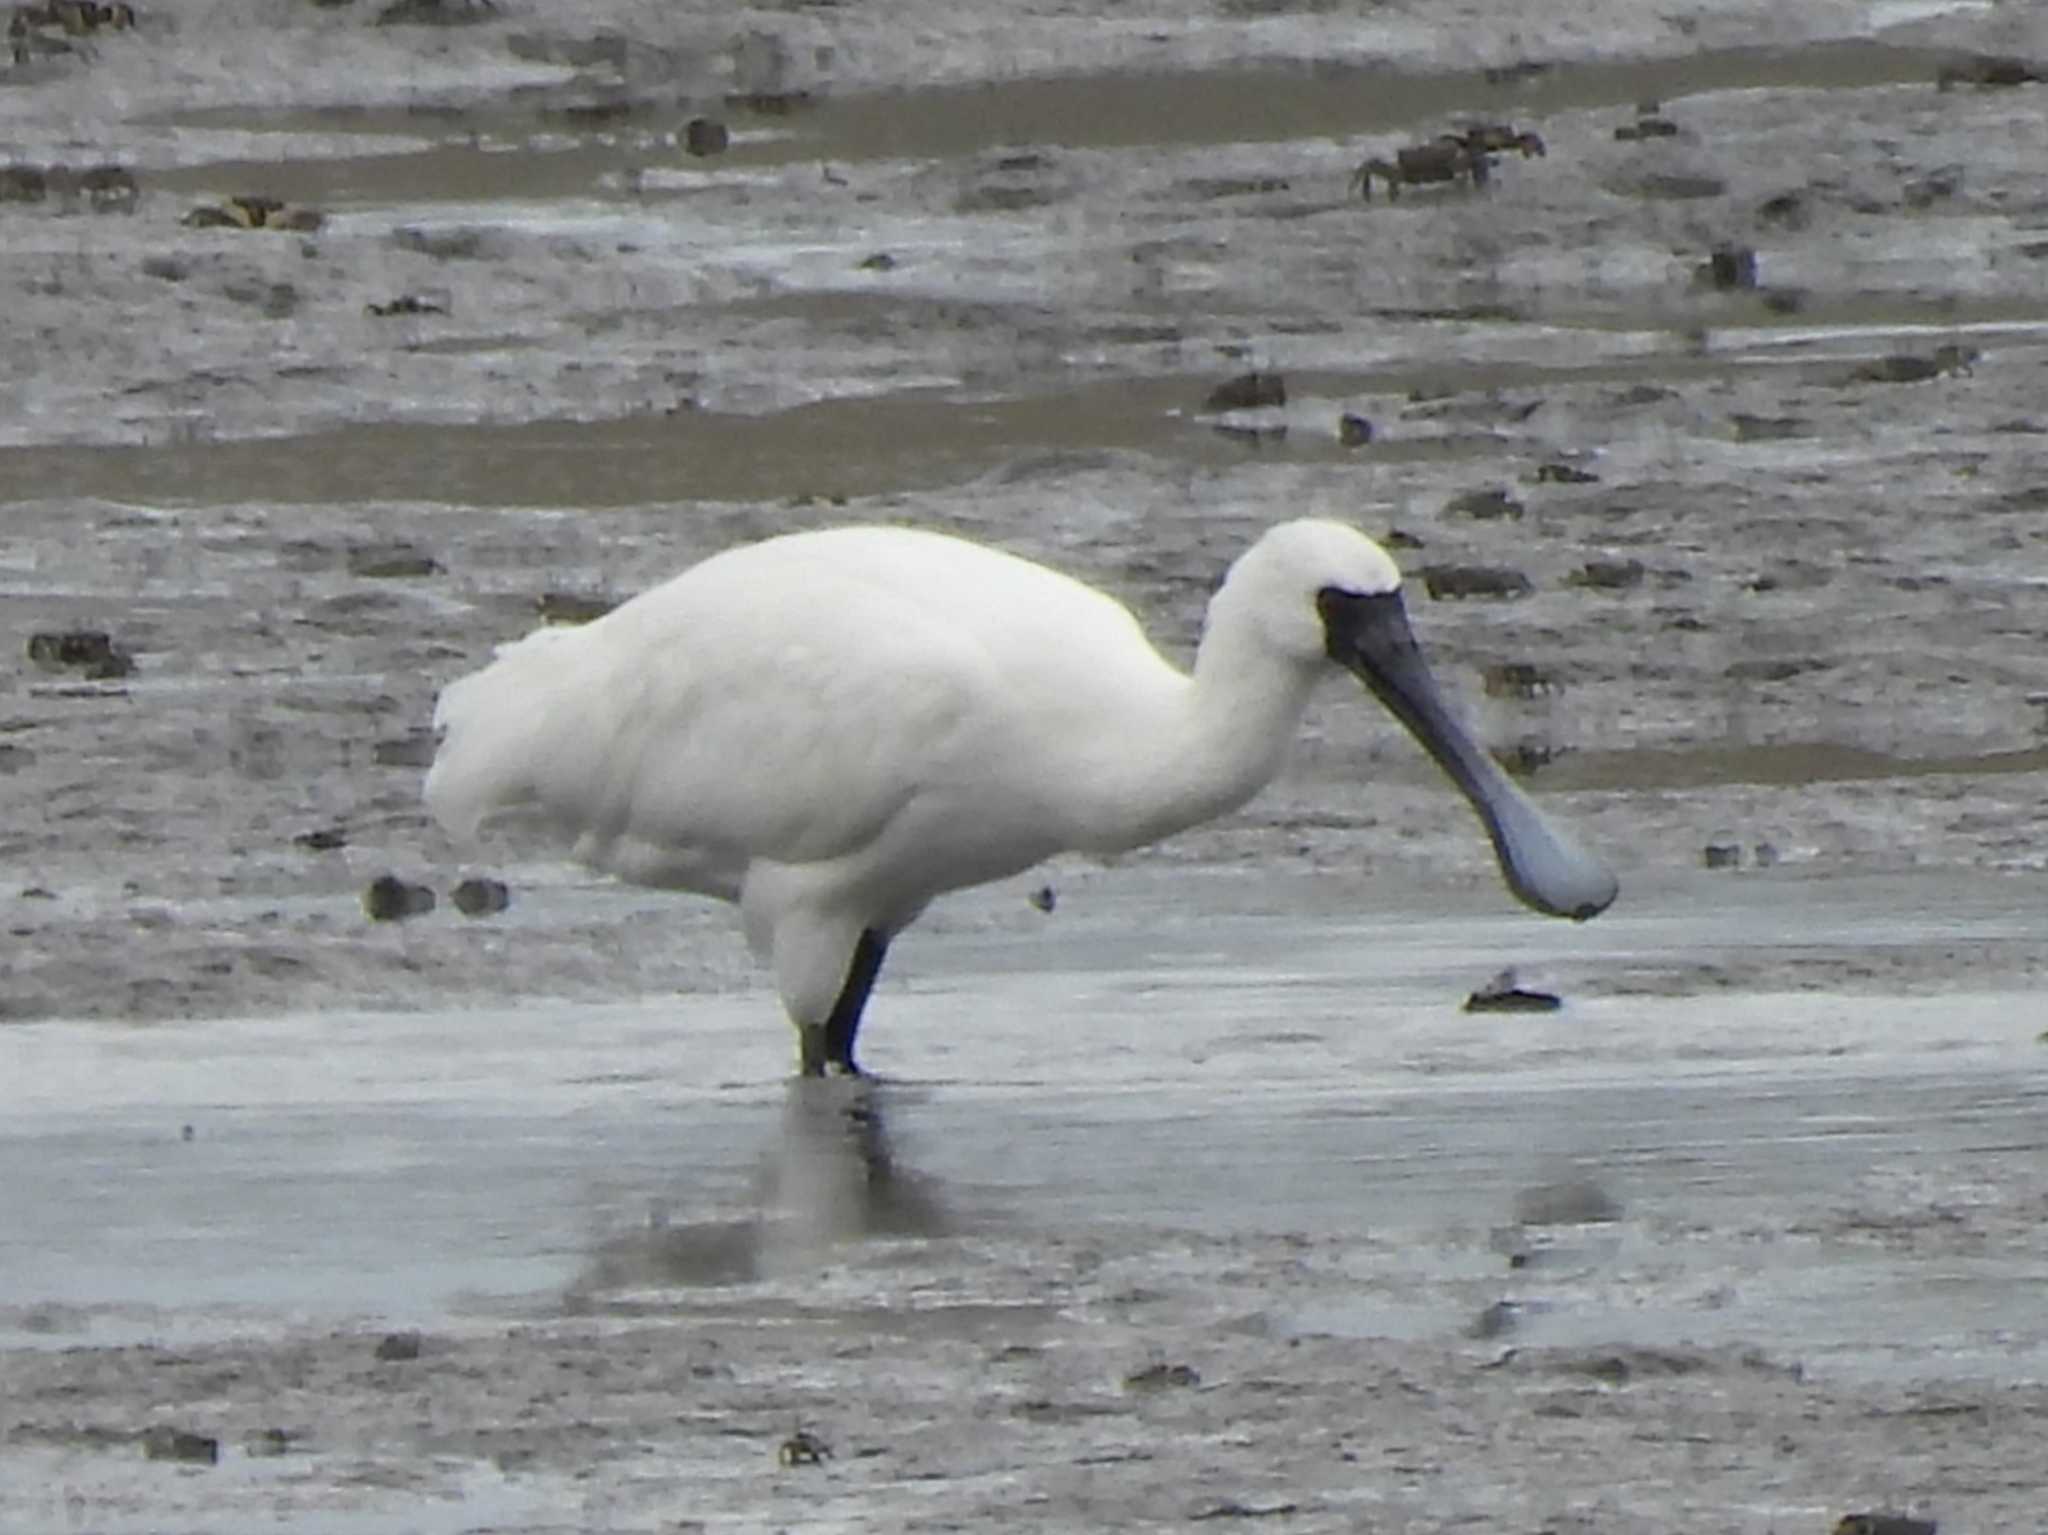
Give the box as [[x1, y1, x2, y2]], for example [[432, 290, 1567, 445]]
[[425, 519, 1616, 1075]]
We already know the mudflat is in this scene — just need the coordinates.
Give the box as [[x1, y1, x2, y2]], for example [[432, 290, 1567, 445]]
[[3, 0, 2046, 1529]]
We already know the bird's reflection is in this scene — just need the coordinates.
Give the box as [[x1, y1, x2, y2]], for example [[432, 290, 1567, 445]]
[[569, 1077, 952, 1300], [758, 1075, 954, 1246]]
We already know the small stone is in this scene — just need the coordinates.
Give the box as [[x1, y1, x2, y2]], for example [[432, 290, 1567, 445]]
[[27, 630, 134, 679], [1337, 412, 1374, 447], [1834, 1516, 1937, 1535], [375, 1330, 423, 1361], [535, 591, 617, 625], [141, 1427, 218, 1465], [1614, 116, 1680, 140], [1701, 245, 1758, 290], [1027, 884, 1056, 914], [1731, 413, 1809, 442], [1467, 1300, 1520, 1339], [1443, 487, 1524, 521], [1534, 462, 1598, 484], [1569, 558, 1646, 591], [373, 731, 438, 768], [363, 875, 436, 922], [1122, 1362, 1200, 1392], [1421, 565, 1532, 601], [346, 542, 441, 579], [1513, 1178, 1622, 1226], [683, 117, 730, 156], [1936, 52, 2041, 90], [1464, 968, 1562, 1014], [1703, 842, 1743, 870], [451, 876, 511, 917]]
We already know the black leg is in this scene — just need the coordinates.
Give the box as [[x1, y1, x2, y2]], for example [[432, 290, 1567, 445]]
[[820, 930, 889, 1075]]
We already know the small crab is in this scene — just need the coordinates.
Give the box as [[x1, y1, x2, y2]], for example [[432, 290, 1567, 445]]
[[777, 1426, 832, 1467], [183, 194, 324, 232], [1351, 136, 1491, 203]]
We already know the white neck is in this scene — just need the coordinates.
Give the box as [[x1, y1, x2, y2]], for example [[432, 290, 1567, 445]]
[[1066, 601, 1325, 854]]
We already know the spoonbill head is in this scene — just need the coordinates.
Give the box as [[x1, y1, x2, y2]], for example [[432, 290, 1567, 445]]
[[425, 518, 1616, 1076]]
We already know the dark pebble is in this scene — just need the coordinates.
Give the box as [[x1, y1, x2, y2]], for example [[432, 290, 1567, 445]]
[[1203, 371, 1285, 412], [27, 629, 135, 679], [1420, 565, 1532, 601], [141, 1426, 219, 1465], [375, 1330, 423, 1361], [451, 876, 511, 917], [363, 875, 436, 921]]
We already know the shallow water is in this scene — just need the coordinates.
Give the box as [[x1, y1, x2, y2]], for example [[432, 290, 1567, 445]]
[[7, 884, 2041, 1391]]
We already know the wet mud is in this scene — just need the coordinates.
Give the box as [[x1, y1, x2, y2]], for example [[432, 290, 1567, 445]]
[[5, 0, 2048, 1528]]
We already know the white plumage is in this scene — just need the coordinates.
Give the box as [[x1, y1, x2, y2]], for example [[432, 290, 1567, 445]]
[[426, 519, 1615, 1074]]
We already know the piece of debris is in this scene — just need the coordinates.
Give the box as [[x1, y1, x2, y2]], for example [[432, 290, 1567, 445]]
[[1464, 968, 1562, 1014], [28, 629, 135, 679], [244, 1427, 300, 1457], [363, 874, 435, 922], [1337, 412, 1374, 447], [374, 1330, 423, 1361], [1420, 565, 1532, 601], [1203, 371, 1285, 412], [1535, 461, 1599, 484], [140, 1426, 218, 1465], [293, 826, 348, 852], [1027, 884, 1056, 914], [451, 876, 510, 917], [366, 294, 448, 317], [1122, 1362, 1200, 1392], [857, 250, 896, 271], [777, 1426, 832, 1466]]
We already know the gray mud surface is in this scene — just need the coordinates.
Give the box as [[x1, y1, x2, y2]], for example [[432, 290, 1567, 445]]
[[4, 0, 2048, 1529]]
